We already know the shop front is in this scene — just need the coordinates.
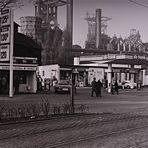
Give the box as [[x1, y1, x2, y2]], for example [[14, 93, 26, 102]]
[[0, 61, 37, 95], [74, 53, 148, 92]]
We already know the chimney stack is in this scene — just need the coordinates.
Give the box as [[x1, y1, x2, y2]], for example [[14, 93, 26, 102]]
[[96, 9, 101, 49], [66, 0, 73, 49]]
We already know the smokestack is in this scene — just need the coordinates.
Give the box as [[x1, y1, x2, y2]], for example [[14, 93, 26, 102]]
[[66, 0, 73, 49], [96, 9, 101, 49]]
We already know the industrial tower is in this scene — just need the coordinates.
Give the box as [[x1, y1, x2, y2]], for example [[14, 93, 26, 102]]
[[85, 10, 111, 49], [33, 0, 73, 65]]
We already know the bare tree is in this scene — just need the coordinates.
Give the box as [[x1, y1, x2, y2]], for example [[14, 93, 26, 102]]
[[0, 0, 34, 9]]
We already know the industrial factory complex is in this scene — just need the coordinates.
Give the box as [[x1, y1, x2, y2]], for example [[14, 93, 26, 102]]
[[1, 0, 148, 95]]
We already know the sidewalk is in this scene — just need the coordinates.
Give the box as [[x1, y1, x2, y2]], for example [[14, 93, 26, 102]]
[[0, 87, 148, 114]]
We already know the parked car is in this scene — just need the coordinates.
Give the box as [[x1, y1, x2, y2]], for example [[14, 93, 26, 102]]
[[54, 80, 71, 93], [122, 80, 137, 89]]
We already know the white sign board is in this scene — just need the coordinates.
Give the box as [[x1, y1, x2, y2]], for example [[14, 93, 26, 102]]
[[0, 8, 11, 26], [0, 7, 11, 62], [0, 26, 10, 44], [0, 44, 10, 61]]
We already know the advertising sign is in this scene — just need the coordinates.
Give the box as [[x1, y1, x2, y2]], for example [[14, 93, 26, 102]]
[[0, 44, 10, 61], [0, 26, 10, 44], [0, 7, 14, 97], [0, 7, 11, 62], [0, 8, 11, 26]]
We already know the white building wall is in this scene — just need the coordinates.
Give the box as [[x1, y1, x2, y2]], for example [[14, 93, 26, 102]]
[[38, 64, 60, 81], [88, 68, 104, 84]]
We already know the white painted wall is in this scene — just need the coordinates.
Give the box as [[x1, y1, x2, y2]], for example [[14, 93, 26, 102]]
[[38, 64, 60, 81], [88, 68, 104, 84]]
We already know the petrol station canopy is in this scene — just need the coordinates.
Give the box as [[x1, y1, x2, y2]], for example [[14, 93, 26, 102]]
[[79, 53, 148, 66]]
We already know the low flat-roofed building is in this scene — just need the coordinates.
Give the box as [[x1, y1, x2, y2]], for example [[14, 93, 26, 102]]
[[0, 23, 42, 94]]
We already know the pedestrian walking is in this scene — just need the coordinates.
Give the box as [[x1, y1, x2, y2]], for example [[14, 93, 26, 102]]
[[91, 77, 97, 97], [96, 80, 102, 97]]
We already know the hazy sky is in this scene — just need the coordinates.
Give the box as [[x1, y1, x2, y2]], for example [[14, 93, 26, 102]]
[[14, 0, 148, 47]]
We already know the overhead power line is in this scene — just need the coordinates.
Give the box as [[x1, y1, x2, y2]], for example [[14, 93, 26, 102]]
[[128, 0, 148, 9]]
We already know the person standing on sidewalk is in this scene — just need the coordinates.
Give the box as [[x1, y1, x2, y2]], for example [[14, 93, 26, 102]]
[[91, 77, 97, 97], [96, 80, 102, 97], [114, 80, 119, 95]]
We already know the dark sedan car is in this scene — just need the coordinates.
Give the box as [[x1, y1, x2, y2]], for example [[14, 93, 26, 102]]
[[54, 80, 71, 93]]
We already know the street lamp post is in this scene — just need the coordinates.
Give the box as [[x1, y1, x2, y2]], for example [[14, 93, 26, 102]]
[[70, 70, 75, 113], [70, 68, 78, 113]]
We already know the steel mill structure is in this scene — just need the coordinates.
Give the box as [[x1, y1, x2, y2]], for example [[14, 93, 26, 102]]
[[34, 0, 73, 65], [20, 0, 73, 65], [85, 9, 111, 49]]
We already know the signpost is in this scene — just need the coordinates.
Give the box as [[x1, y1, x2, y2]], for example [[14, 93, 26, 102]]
[[0, 7, 14, 98]]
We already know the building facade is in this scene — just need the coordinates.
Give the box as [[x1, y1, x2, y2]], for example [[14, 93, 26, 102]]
[[0, 23, 42, 94]]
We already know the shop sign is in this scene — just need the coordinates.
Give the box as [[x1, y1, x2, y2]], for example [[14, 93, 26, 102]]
[[0, 65, 9, 70], [0, 66, 37, 71], [103, 54, 116, 60], [133, 55, 145, 60], [0, 44, 10, 61], [13, 66, 37, 71], [137, 55, 145, 60]]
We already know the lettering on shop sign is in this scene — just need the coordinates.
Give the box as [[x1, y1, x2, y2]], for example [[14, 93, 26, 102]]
[[133, 55, 145, 60], [14, 67, 37, 71], [103, 54, 116, 60], [0, 66, 36, 71]]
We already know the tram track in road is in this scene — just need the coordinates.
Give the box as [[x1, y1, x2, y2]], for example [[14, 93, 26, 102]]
[[122, 139, 148, 148], [0, 112, 148, 141], [1, 112, 148, 147], [45, 124, 148, 148]]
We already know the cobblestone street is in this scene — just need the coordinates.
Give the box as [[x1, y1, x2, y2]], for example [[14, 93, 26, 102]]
[[0, 87, 148, 147]]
